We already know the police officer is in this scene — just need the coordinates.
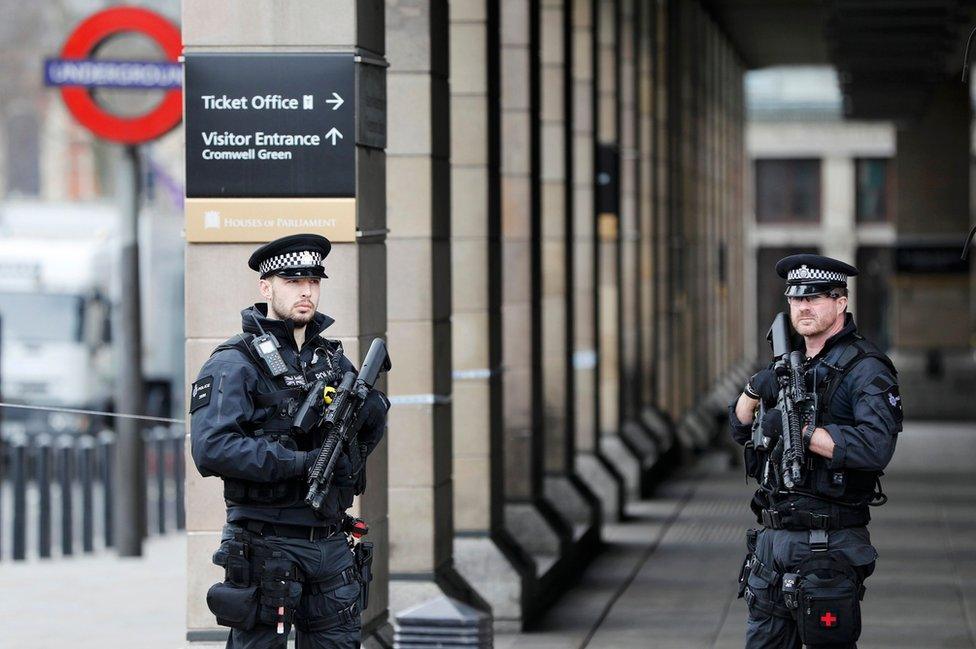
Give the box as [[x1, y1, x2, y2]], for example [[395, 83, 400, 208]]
[[190, 234, 389, 649], [730, 254, 903, 649]]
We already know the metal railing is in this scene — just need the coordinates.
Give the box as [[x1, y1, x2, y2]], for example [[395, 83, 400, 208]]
[[0, 425, 185, 561]]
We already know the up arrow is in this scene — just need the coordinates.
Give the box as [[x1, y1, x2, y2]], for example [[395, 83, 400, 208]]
[[325, 127, 343, 146], [325, 92, 344, 110]]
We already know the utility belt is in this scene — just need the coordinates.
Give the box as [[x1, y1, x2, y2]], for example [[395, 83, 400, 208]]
[[243, 519, 344, 541], [205, 522, 374, 634], [751, 492, 871, 531], [758, 504, 870, 531], [738, 528, 866, 645]]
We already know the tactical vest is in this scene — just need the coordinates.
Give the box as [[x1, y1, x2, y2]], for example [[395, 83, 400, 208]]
[[778, 334, 895, 507], [209, 333, 366, 509]]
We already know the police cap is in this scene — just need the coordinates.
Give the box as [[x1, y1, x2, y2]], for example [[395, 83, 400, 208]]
[[247, 234, 331, 279], [775, 253, 857, 297]]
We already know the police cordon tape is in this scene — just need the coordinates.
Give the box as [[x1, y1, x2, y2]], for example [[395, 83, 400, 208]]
[[0, 402, 185, 425]]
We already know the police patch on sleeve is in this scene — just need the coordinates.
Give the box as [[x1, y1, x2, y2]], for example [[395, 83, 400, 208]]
[[884, 384, 903, 423], [190, 375, 214, 413], [869, 375, 903, 424]]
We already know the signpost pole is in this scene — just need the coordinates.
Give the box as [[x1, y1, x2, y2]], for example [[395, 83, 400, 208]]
[[113, 144, 147, 556]]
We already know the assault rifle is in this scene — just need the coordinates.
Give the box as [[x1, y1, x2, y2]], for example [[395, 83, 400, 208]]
[[751, 313, 817, 489], [302, 338, 391, 518]]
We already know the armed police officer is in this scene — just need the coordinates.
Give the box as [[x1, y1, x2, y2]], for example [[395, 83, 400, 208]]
[[730, 254, 902, 649], [190, 234, 389, 649]]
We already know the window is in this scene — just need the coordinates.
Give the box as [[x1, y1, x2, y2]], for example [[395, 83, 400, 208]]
[[855, 158, 892, 223], [755, 159, 821, 223]]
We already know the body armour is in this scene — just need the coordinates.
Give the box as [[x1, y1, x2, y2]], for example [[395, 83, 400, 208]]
[[210, 332, 367, 510], [190, 305, 384, 528], [736, 315, 903, 526]]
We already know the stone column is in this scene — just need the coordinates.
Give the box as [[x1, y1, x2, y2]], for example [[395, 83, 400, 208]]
[[665, 0, 686, 419], [637, 0, 675, 462], [654, 0, 673, 414], [449, 0, 534, 632], [637, 0, 655, 415], [572, 0, 625, 522], [500, 0, 570, 595], [385, 0, 483, 615], [614, 0, 659, 492], [676, 0, 695, 415], [181, 2, 389, 644], [596, 0, 642, 498], [539, 0, 601, 556], [891, 80, 975, 418]]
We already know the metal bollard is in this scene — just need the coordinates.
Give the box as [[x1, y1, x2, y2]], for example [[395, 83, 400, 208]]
[[78, 436, 95, 553], [154, 427, 167, 535], [35, 433, 53, 559], [57, 434, 74, 556], [173, 428, 185, 530], [0, 435, 4, 559], [10, 433, 27, 561], [98, 430, 115, 548]]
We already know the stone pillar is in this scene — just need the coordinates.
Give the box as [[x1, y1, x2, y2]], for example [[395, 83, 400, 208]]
[[385, 0, 483, 615], [539, 0, 601, 555], [820, 157, 855, 269], [572, 0, 626, 522], [181, 2, 389, 644], [891, 80, 975, 419], [636, 0, 675, 463], [637, 0, 655, 415], [675, 0, 695, 415], [500, 0, 570, 596], [449, 0, 534, 632], [615, 0, 659, 491], [596, 0, 642, 499], [654, 0, 673, 414]]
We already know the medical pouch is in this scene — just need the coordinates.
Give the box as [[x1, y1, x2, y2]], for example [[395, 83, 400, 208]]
[[206, 582, 259, 630], [795, 556, 862, 645], [257, 555, 303, 626]]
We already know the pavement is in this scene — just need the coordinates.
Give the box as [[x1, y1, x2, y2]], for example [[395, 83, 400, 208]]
[[497, 420, 976, 649], [0, 531, 186, 649], [2, 420, 974, 648]]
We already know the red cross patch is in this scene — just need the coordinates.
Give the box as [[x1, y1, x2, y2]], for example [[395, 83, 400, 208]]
[[820, 611, 837, 627]]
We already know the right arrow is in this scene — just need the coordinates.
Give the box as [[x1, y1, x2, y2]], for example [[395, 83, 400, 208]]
[[325, 92, 344, 110], [325, 127, 343, 146]]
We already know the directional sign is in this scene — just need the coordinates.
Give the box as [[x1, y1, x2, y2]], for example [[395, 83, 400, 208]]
[[184, 53, 357, 198]]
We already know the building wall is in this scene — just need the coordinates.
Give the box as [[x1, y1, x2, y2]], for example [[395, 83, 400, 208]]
[[745, 119, 896, 359]]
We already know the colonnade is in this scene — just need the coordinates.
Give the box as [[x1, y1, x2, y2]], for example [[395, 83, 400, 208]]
[[183, 0, 749, 642]]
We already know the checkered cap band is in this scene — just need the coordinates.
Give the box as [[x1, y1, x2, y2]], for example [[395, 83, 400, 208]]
[[259, 250, 323, 275], [787, 265, 847, 284]]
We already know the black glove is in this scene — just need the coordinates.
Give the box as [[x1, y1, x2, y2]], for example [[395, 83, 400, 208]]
[[745, 368, 778, 406], [354, 390, 390, 453], [761, 408, 783, 442], [302, 448, 319, 477]]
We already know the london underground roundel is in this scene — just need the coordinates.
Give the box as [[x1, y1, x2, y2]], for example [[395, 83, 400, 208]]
[[49, 6, 182, 144]]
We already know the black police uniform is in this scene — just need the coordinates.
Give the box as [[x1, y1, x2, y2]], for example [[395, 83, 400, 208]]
[[729, 255, 903, 649], [190, 235, 388, 649]]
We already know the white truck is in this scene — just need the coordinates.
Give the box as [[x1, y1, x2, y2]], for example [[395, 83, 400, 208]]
[[0, 237, 115, 435]]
